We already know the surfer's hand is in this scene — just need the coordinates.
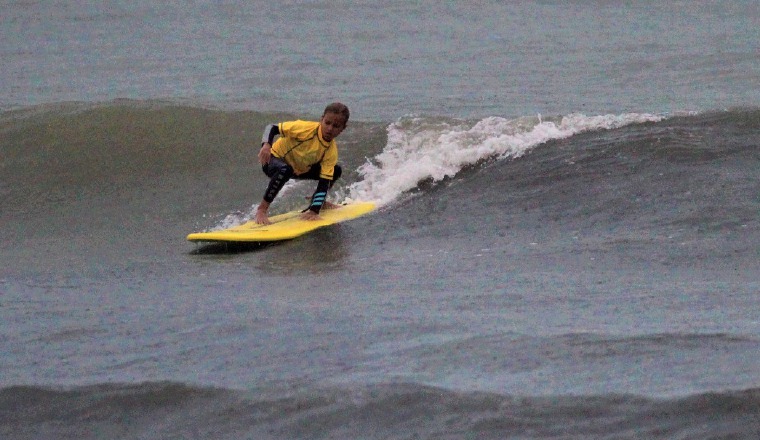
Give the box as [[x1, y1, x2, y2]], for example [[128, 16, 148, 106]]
[[255, 211, 271, 225], [255, 202, 271, 224], [258, 143, 272, 164], [300, 210, 322, 221]]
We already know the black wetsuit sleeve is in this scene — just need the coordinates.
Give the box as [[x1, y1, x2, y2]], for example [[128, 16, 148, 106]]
[[261, 124, 280, 145], [308, 178, 331, 213]]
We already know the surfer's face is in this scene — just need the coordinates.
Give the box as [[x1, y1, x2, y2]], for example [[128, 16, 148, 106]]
[[320, 112, 347, 142]]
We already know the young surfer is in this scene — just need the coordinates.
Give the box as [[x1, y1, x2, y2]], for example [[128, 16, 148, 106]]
[[255, 102, 349, 225]]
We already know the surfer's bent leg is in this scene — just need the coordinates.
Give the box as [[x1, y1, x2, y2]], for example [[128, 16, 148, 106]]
[[262, 156, 294, 203], [329, 164, 342, 188], [295, 164, 342, 187]]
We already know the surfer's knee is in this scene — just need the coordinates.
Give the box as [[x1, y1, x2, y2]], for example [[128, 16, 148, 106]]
[[275, 163, 294, 180], [264, 157, 294, 179]]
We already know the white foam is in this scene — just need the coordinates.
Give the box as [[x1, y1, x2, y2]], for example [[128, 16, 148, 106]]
[[346, 112, 663, 206]]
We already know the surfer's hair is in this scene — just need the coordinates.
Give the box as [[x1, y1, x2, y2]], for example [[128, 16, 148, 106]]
[[323, 102, 350, 123]]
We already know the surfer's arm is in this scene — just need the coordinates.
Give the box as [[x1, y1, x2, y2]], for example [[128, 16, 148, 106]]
[[261, 124, 280, 145], [307, 178, 331, 214], [259, 124, 280, 164]]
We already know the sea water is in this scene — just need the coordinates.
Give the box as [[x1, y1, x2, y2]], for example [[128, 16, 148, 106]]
[[2, 1, 759, 439]]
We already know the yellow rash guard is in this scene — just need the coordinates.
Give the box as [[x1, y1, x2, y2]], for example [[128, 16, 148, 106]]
[[271, 120, 338, 180]]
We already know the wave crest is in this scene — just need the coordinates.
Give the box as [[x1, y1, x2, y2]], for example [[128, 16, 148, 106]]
[[347, 112, 663, 205]]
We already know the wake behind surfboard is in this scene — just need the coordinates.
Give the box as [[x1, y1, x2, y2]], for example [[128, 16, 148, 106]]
[[187, 201, 375, 243]]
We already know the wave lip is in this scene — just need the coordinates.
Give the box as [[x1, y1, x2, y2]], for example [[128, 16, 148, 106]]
[[347, 112, 663, 206], [2, 382, 760, 439]]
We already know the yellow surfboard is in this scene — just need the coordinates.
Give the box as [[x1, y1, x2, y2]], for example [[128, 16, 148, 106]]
[[187, 201, 376, 243]]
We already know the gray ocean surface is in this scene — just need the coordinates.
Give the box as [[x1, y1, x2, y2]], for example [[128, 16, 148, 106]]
[[3, 0, 759, 118], [2, 1, 760, 439]]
